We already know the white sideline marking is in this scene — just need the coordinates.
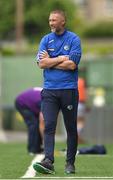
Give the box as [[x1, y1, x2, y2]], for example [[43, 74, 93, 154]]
[[21, 154, 44, 178], [33, 177, 113, 179]]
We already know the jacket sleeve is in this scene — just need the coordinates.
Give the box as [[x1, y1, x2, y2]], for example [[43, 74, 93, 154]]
[[69, 36, 82, 65]]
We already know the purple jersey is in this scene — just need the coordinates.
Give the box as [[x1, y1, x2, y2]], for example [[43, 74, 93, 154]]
[[16, 87, 42, 114]]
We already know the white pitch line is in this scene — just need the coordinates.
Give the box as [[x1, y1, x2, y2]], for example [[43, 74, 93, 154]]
[[21, 154, 44, 178], [33, 177, 113, 179]]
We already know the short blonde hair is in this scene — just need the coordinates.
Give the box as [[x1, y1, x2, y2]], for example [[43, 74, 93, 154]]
[[50, 10, 66, 21]]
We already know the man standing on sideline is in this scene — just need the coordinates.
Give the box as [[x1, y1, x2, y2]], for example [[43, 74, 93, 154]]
[[15, 87, 44, 155], [33, 10, 82, 174]]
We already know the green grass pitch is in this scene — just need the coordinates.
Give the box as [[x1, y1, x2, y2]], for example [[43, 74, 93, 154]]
[[0, 142, 113, 179]]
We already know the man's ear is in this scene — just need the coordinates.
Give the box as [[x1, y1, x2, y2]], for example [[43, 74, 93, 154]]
[[62, 19, 66, 26]]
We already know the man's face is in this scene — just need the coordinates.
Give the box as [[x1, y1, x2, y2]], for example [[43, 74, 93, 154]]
[[49, 13, 65, 34]]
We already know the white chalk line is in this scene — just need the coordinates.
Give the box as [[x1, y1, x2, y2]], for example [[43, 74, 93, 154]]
[[33, 177, 113, 179], [21, 154, 44, 178]]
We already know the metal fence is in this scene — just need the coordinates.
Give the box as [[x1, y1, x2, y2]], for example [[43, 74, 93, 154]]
[[81, 106, 113, 144]]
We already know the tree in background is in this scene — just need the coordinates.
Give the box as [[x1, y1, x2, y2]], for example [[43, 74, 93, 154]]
[[0, 0, 15, 40], [0, 0, 77, 42]]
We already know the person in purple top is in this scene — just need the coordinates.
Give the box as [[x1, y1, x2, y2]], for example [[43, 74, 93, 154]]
[[15, 87, 44, 154]]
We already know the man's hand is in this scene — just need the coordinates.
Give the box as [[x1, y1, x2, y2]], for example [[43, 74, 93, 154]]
[[54, 57, 76, 70], [58, 55, 68, 62], [39, 50, 49, 59]]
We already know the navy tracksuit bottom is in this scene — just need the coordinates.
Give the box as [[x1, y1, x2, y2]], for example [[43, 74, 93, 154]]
[[41, 89, 78, 164], [15, 101, 42, 153]]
